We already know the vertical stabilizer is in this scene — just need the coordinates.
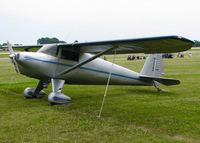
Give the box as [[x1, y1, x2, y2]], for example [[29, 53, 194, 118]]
[[140, 54, 163, 77], [140, 54, 180, 87]]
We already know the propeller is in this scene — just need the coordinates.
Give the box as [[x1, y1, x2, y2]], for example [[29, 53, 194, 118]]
[[7, 42, 20, 73], [6, 42, 20, 94]]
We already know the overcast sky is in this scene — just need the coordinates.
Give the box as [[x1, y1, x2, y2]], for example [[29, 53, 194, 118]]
[[0, 0, 199, 44]]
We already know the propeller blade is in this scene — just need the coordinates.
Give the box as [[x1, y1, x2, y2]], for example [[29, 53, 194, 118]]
[[7, 41, 14, 54], [5, 42, 20, 94], [7, 41, 20, 73], [12, 56, 20, 73]]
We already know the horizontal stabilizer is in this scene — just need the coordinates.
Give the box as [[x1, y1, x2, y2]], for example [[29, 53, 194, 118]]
[[139, 75, 180, 86]]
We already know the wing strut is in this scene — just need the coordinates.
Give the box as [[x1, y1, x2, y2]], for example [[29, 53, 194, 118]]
[[97, 50, 116, 118], [56, 46, 117, 77]]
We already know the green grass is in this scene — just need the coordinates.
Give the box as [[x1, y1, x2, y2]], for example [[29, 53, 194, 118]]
[[0, 49, 200, 143], [0, 53, 9, 58]]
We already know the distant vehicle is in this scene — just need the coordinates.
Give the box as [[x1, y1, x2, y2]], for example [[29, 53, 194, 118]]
[[162, 53, 173, 58], [177, 52, 185, 58], [127, 55, 146, 60]]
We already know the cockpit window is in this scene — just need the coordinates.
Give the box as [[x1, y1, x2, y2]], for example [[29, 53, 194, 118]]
[[37, 44, 80, 61], [60, 48, 79, 61]]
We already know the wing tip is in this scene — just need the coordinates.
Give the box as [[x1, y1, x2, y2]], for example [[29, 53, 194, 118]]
[[169, 35, 194, 44]]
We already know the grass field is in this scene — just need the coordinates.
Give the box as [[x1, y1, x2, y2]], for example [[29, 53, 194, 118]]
[[0, 49, 200, 143]]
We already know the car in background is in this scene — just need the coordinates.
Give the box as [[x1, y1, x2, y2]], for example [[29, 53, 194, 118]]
[[162, 53, 173, 58]]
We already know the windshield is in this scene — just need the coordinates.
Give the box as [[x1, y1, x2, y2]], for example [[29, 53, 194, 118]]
[[37, 44, 58, 57]]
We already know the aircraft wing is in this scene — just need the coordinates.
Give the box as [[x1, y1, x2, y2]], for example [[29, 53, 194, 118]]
[[59, 35, 194, 54], [56, 35, 194, 76], [4, 36, 193, 54]]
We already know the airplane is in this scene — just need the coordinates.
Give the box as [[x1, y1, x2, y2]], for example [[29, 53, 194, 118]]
[[6, 35, 194, 105]]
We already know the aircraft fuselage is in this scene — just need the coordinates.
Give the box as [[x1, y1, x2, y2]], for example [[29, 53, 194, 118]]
[[16, 52, 150, 86]]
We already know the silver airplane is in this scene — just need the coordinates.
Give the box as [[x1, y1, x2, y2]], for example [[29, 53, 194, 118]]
[[7, 36, 194, 104]]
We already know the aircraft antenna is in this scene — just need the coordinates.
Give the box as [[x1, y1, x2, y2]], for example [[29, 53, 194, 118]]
[[97, 50, 116, 118]]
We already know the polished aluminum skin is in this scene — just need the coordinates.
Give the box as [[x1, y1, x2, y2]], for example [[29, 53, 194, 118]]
[[16, 48, 149, 86]]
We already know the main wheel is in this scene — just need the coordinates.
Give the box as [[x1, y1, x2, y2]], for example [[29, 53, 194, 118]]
[[24, 87, 46, 98]]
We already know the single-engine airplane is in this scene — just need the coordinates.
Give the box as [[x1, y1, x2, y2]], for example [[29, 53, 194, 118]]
[[6, 36, 194, 104]]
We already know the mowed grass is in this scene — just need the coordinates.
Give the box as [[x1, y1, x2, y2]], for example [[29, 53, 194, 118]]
[[0, 52, 9, 58], [0, 49, 200, 143]]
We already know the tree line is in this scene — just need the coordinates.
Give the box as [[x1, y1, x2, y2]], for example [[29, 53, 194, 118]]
[[37, 37, 66, 44], [0, 37, 66, 48], [193, 40, 200, 47]]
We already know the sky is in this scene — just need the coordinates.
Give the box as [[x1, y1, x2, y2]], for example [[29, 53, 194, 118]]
[[0, 0, 199, 44]]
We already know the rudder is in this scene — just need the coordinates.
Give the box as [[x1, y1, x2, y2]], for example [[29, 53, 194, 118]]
[[140, 54, 163, 77]]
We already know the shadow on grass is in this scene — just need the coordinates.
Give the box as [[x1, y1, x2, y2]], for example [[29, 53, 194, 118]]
[[97, 86, 180, 98], [127, 88, 179, 96], [64, 86, 180, 101], [0, 82, 180, 110]]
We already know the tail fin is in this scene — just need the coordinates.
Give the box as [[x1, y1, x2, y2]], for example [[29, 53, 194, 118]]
[[140, 54, 180, 86], [140, 54, 163, 77]]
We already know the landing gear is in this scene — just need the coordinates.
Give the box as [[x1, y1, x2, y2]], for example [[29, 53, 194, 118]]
[[24, 87, 46, 98], [48, 79, 71, 105], [24, 80, 48, 98], [23, 79, 71, 104], [153, 81, 163, 92]]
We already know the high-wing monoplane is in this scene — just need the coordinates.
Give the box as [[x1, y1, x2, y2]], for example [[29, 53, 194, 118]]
[[6, 36, 194, 104]]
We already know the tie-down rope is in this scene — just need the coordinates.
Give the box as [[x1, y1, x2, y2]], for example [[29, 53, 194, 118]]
[[97, 50, 116, 118]]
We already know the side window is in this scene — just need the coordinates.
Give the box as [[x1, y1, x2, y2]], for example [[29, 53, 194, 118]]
[[61, 49, 79, 61]]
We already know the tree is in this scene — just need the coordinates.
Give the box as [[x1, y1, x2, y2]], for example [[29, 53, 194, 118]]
[[193, 40, 200, 47], [37, 37, 66, 44], [0, 43, 8, 51]]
